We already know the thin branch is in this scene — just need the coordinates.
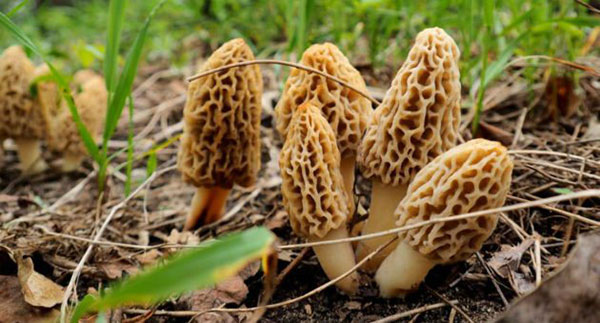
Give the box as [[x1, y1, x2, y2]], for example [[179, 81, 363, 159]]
[[125, 237, 399, 317], [575, 0, 600, 14], [278, 189, 600, 250], [370, 301, 458, 323], [186, 59, 381, 106], [60, 165, 177, 322]]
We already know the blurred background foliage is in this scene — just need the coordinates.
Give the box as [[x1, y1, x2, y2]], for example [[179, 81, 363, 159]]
[[2, 0, 599, 89]]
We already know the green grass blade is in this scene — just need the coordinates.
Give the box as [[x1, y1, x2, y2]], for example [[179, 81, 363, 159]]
[[124, 95, 135, 196], [102, 0, 166, 147], [7, 0, 30, 17], [104, 0, 126, 92], [146, 151, 157, 178], [0, 12, 101, 162], [70, 227, 276, 322]]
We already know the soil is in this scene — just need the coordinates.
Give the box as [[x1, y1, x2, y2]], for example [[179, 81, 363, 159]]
[[1, 58, 599, 322]]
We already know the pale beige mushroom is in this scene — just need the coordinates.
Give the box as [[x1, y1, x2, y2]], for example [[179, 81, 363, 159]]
[[356, 28, 461, 271], [46, 69, 107, 172], [375, 139, 513, 297], [279, 103, 359, 295], [0, 46, 49, 174], [275, 43, 372, 214], [177, 38, 262, 230]]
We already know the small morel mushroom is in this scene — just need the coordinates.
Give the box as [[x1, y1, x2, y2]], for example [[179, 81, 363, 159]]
[[275, 43, 372, 214], [375, 139, 513, 297], [279, 103, 359, 295], [46, 69, 107, 172], [356, 27, 461, 271], [0, 46, 48, 174], [178, 38, 262, 230]]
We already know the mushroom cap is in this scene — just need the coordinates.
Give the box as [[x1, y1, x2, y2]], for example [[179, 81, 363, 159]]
[[274, 43, 372, 158], [33, 64, 61, 130], [177, 38, 263, 189], [0, 46, 40, 139], [279, 103, 349, 239], [395, 139, 513, 263], [358, 27, 461, 186], [47, 70, 107, 155]]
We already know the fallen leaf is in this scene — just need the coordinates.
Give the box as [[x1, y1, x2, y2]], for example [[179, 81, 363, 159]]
[[181, 272, 251, 323], [99, 262, 139, 279], [0, 275, 60, 323], [167, 229, 199, 247], [265, 210, 287, 230], [16, 255, 64, 308], [488, 239, 534, 278], [135, 249, 163, 265]]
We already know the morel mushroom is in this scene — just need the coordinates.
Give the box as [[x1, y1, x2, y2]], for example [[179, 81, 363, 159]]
[[280, 103, 359, 295], [46, 69, 107, 172], [178, 38, 262, 230], [375, 139, 513, 297], [356, 28, 461, 270], [275, 43, 372, 214], [0, 46, 48, 174]]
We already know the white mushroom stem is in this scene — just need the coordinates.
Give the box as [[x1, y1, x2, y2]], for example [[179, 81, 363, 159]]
[[184, 186, 231, 230], [375, 241, 436, 298], [340, 156, 356, 214], [356, 179, 408, 272], [61, 152, 84, 172], [14, 138, 47, 175], [308, 226, 359, 295]]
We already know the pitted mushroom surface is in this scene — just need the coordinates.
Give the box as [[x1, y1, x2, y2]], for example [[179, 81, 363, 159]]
[[356, 27, 462, 270], [280, 103, 358, 294], [275, 43, 372, 214], [375, 139, 513, 297], [177, 38, 262, 229]]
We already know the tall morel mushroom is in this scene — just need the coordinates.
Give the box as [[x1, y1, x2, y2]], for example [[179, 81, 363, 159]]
[[356, 28, 461, 270], [275, 43, 372, 214], [375, 139, 513, 297], [280, 103, 359, 295], [46, 69, 107, 172], [0, 46, 48, 174], [178, 38, 262, 230]]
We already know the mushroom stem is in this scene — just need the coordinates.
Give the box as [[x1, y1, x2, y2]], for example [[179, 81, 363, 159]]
[[340, 156, 356, 214], [356, 179, 408, 272], [375, 241, 436, 297], [61, 152, 84, 172], [308, 226, 359, 295], [14, 138, 47, 175], [184, 186, 231, 230]]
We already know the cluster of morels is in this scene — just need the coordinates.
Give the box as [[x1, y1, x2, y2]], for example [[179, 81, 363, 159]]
[[0, 46, 107, 174], [179, 27, 514, 297]]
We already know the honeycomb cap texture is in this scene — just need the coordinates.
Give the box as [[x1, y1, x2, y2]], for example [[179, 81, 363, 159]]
[[47, 70, 107, 155], [395, 139, 513, 263], [275, 43, 372, 158], [34, 64, 61, 133], [178, 38, 263, 188], [279, 103, 349, 239], [358, 27, 461, 186], [0, 46, 40, 139]]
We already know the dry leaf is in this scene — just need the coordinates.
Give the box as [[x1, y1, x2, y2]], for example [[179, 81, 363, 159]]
[[488, 239, 534, 278], [16, 255, 64, 308], [99, 262, 139, 279], [135, 249, 163, 265], [265, 210, 287, 230], [496, 232, 600, 323], [181, 275, 250, 323], [0, 275, 60, 323]]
